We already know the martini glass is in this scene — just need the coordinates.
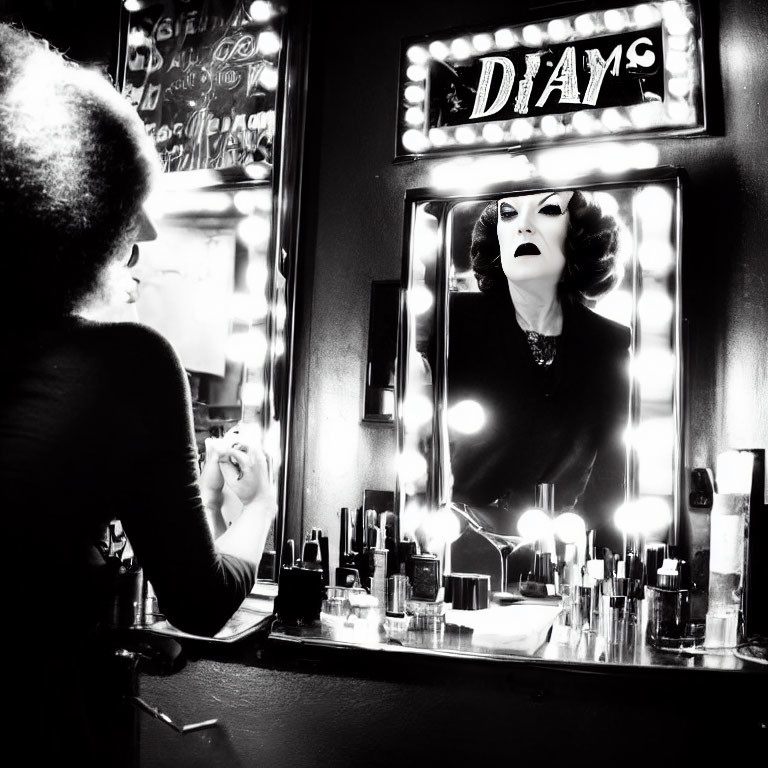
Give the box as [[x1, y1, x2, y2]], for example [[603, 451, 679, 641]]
[[451, 502, 523, 599]]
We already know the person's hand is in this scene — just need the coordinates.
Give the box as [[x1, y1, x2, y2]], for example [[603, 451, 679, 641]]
[[215, 424, 271, 507], [199, 437, 226, 498]]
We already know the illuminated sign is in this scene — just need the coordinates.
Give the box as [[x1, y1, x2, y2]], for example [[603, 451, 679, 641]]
[[396, 1, 705, 158]]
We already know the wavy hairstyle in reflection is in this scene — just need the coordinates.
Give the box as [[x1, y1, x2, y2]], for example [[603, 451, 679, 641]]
[[469, 191, 624, 302]]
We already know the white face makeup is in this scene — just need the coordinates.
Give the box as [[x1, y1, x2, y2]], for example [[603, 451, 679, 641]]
[[497, 191, 574, 287]]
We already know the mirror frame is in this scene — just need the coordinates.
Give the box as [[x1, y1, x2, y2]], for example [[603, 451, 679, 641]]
[[115, 0, 311, 590], [395, 165, 686, 560]]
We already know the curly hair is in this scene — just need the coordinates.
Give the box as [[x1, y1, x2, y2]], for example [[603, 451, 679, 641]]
[[0, 24, 160, 322], [469, 190, 623, 302]]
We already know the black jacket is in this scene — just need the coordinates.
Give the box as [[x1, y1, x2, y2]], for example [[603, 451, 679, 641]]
[[445, 288, 630, 555]]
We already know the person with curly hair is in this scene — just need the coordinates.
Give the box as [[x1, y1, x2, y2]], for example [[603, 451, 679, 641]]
[[446, 189, 630, 588], [0, 23, 276, 766]]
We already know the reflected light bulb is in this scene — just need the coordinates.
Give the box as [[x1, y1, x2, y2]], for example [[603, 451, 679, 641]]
[[397, 449, 428, 484], [241, 380, 265, 406], [401, 499, 427, 539], [402, 392, 433, 429], [237, 215, 271, 246], [256, 30, 281, 55], [259, 65, 279, 91], [614, 497, 671, 536], [249, 1, 273, 22], [517, 507, 554, 543], [231, 291, 268, 323], [421, 506, 462, 550], [225, 328, 268, 366], [448, 399, 486, 435], [632, 349, 675, 401], [554, 512, 586, 544], [410, 284, 433, 314], [638, 287, 673, 333]]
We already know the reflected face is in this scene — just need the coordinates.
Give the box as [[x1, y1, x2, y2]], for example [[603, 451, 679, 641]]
[[116, 208, 158, 304], [497, 191, 573, 286]]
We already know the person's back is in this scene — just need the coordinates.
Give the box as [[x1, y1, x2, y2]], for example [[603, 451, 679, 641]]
[[0, 23, 276, 765]]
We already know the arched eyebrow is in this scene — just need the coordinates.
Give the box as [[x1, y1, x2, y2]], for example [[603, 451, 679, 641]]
[[538, 192, 560, 206]]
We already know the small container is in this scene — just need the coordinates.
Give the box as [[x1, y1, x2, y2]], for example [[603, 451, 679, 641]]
[[275, 566, 325, 626], [647, 559, 690, 649], [383, 613, 411, 640], [407, 554, 441, 600], [406, 599, 445, 632], [570, 585, 592, 630], [109, 561, 145, 628], [444, 573, 490, 610], [386, 574, 410, 616], [605, 595, 629, 647]]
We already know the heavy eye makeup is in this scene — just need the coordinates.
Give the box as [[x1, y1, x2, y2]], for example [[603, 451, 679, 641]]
[[499, 202, 517, 220], [498, 199, 564, 220]]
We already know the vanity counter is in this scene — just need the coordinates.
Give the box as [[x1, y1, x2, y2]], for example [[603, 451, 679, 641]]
[[135, 609, 766, 768]]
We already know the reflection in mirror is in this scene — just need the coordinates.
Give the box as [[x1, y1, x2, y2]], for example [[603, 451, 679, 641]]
[[81, 182, 286, 580], [397, 169, 683, 597], [363, 280, 400, 422]]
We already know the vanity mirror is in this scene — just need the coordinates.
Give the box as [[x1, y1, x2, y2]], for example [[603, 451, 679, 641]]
[[270, 166, 700, 668], [396, 166, 684, 594], [113, 0, 308, 616]]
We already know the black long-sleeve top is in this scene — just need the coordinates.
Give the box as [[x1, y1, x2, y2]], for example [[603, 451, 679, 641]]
[[1, 315, 258, 766], [445, 289, 631, 554], [0, 316, 255, 638]]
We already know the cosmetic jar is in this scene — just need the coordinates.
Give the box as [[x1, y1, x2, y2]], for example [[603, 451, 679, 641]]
[[407, 554, 441, 600], [275, 566, 325, 626], [386, 574, 410, 615], [406, 599, 445, 632], [444, 573, 490, 610], [647, 566, 690, 649]]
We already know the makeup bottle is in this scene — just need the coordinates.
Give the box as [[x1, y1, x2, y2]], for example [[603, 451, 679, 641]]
[[335, 507, 361, 588], [397, 540, 417, 575], [536, 483, 557, 592], [383, 573, 411, 639], [281, 538, 296, 569], [705, 450, 753, 648], [301, 538, 323, 572], [275, 564, 325, 627], [406, 552, 441, 601], [647, 558, 690, 649], [369, 527, 389, 614]]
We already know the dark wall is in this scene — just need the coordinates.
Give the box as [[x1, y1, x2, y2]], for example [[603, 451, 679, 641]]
[[0, 0, 122, 73]]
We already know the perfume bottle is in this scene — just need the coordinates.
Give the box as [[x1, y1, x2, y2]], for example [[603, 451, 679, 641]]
[[647, 558, 690, 649]]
